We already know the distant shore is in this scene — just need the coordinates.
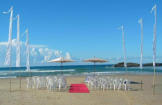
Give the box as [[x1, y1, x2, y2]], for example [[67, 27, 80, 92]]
[[114, 62, 162, 67]]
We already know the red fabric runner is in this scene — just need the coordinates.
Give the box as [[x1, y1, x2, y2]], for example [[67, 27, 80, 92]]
[[69, 84, 90, 93]]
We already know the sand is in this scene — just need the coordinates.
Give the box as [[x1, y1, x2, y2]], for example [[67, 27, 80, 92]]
[[0, 74, 162, 105]]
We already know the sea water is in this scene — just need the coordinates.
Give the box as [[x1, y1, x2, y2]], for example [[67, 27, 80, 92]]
[[0, 65, 162, 78]]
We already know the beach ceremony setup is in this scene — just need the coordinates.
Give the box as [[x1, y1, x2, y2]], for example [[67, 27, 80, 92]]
[[0, 0, 162, 105]]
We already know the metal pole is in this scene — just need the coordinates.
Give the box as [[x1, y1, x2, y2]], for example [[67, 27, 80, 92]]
[[120, 25, 127, 77], [9, 7, 13, 92], [16, 14, 22, 89], [19, 71, 21, 89], [61, 62, 63, 75], [151, 4, 157, 95], [138, 18, 143, 90], [94, 62, 96, 76], [138, 18, 143, 69], [3, 7, 14, 93], [121, 25, 127, 68]]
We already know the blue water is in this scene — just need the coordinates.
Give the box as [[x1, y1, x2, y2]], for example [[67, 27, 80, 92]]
[[0, 65, 162, 78]]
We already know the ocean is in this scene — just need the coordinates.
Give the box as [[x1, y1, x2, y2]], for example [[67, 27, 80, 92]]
[[0, 65, 162, 78]]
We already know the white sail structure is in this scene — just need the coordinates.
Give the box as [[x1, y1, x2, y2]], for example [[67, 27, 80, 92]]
[[151, 4, 157, 69], [16, 14, 21, 67], [3, 6, 14, 92], [25, 29, 30, 71], [119, 25, 127, 68], [138, 18, 143, 69], [4, 6, 13, 66]]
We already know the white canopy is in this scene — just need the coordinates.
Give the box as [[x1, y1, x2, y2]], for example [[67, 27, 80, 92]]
[[48, 57, 74, 63]]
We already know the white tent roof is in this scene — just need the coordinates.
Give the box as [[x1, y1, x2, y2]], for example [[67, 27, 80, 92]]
[[48, 57, 74, 63]]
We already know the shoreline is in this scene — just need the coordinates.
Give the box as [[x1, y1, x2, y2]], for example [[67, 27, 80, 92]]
[[0, 72, 162, 79]]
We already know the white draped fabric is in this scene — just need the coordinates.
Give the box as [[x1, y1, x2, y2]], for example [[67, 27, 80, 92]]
[[26, 29, 30, 71], [119, 25, 127, 68], [4, 7, 13, 66], [138, 18, 143, 69], [151, 4, 157, 68], [16, 14, 21, 67]]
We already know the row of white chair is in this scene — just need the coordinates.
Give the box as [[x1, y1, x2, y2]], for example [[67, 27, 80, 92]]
[[85, 76, 129, 91], [26, 76, 67, 91]]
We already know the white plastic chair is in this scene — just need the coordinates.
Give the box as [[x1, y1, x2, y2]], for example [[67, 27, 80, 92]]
[[123, 79, 128, 91]]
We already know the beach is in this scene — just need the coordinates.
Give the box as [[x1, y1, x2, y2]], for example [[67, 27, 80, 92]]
[[0, 74, 162, 105], [0, 0, 162, 105]]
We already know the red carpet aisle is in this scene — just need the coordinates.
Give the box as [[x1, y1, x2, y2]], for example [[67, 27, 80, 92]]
[[69, 84, 90, 93]]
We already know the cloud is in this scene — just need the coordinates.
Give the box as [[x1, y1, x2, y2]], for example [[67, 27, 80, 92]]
[[54, 50, 62, 57], [65, 52, 71, 60], [31, 48, 37, 56], [0, 39, 17, 46], [38, 48, 44, 55], [30, 44, 47, 48], [0, 39, 70, 67], [0, 42, 8, 45], [2, 39, 160, 66]]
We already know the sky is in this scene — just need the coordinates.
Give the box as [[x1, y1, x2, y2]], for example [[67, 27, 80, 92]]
[[0, 0, 162, 66]]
